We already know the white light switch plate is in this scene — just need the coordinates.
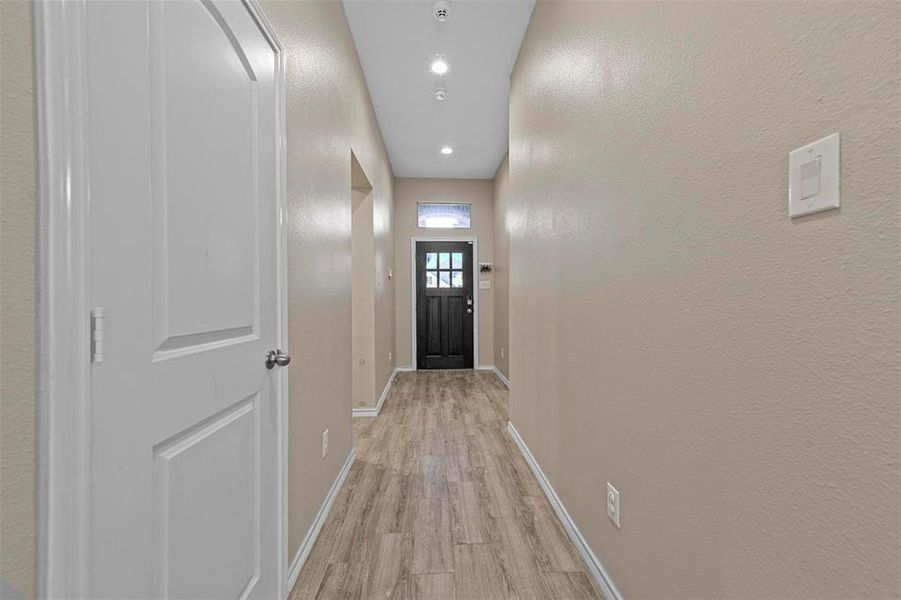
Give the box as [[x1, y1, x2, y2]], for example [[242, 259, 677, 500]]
[[789, 133, 840, 218], [606, 482, 621, 528]]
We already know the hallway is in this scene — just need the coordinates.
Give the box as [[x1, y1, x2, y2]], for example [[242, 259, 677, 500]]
[[291, 370, 601, 600], [3, 1, 899, 598]]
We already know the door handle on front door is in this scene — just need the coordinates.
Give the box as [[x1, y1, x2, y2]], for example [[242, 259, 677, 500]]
[[265, 349, 291, 369]]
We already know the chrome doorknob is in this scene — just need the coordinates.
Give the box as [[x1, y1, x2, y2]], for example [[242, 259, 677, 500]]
[[265, 349, 291, 369]]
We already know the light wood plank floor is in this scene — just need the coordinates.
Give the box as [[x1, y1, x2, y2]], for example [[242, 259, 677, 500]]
[[290, 370, 602, 600]]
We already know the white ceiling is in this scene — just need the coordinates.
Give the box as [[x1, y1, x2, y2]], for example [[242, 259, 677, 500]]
[[344, 0, 534, 179]]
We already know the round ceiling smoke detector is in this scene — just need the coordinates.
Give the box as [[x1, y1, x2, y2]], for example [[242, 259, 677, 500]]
[[434, 87, 448, 101], [433, 1, 449, 22]]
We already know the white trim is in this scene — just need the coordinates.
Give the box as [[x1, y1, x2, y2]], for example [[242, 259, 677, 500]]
[[395, 366, 416, 372], [352, 367, 399, 418], [285, 449, 356, 596], [492, 366, 511, 389], [352, 407, 380, 418], [410, 236, 479, 370], [507, 422, 623, 600], [35, 3, 288, 598], [35, 1, 93, 595], [243, 3, 288, 599]]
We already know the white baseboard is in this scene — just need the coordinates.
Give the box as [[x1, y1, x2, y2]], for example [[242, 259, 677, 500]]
[[492, 366, 511, 389], [506, 422, 623, 600], [285, 448, 355, 596], [352, 367, 399, 418], [396, 366, 415, 372], [351, 406, 379, 418], [476, 364, 495, 371]]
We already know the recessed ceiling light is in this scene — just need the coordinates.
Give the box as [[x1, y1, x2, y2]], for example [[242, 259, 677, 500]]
[[429, 58, 449, 75], [440, 146, 454, 155]]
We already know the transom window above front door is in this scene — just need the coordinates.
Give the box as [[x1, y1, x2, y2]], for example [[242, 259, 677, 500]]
[[425, 252, 464, 288]]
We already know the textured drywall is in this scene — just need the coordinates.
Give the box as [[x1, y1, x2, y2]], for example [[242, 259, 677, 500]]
[[0, 2, 36, 598], [352, 186, 376, 408], [260, 0, 395, 561], [492, 155, 510, 380], [393, 178, 494, 368], [508, 1, 900, 597]]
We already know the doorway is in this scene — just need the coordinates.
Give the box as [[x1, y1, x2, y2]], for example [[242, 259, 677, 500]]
[[415, 240, 475, 369], [351, 153, 376, 411]]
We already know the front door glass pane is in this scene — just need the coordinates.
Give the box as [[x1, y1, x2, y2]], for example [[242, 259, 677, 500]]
[[438, 253, 450, 269], [439, 271, 451, 288], [426, 271, 438, 288], [426, 252, 437, 269]]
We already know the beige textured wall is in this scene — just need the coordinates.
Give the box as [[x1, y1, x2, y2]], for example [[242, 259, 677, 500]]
[[394, 178, 494, 368], [0, 2, 36, 598], [352, 187, 376, 408], [371, 170, 395, 406], [509, 2, 900, 597], [261, 0, 395, 561], [492, 155, 510, 380]]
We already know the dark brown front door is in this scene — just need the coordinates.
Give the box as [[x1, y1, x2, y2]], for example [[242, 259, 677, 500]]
[[416, 241, 474, 369]]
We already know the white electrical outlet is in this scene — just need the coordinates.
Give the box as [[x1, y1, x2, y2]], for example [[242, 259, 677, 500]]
[[389, 351, 393, 363], [606, 482, 621, 528], [322, 429, 329, 459], [500, 348, 504, 359]]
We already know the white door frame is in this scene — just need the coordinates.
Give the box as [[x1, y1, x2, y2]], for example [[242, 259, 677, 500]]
[[410, 236, 479, 370], [33, 2, 289, 597]]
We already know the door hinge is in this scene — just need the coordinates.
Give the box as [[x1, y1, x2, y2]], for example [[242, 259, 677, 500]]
[[91, 307, 107, 363]]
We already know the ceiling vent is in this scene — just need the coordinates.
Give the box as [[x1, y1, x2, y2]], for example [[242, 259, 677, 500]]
[[433, 1, 449, 22], [434, 87, 448, 101]]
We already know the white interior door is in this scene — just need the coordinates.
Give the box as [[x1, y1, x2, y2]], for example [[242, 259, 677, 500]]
[[84, 1, 283, 597]]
